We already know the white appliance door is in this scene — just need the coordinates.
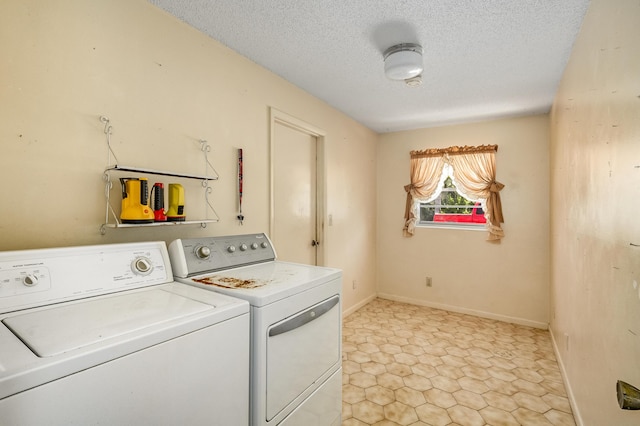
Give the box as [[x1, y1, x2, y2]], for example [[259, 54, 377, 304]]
[[279, 367, 342, 426], [266, 295, 340, 421]]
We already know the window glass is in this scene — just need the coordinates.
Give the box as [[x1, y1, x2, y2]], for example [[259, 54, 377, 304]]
[[419, 177, 486, 227]]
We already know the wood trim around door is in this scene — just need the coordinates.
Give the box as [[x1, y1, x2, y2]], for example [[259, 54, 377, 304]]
[[269, 107, 327, 266]]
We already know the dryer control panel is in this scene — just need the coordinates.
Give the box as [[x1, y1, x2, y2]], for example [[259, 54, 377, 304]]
[[169, 233, 276, 278], [0, 242, 172, 314]]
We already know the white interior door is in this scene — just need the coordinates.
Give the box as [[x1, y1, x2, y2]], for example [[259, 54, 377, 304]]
[[270, 109, 325, 266]]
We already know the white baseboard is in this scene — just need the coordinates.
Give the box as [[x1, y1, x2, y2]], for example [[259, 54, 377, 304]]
[[376, 293, 549, 330], [549, 328, 583, 426], [343, 293, 377, 318]]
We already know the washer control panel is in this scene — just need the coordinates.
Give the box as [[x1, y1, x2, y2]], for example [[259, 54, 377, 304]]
[[0, 266, 51, 298], [169, 233, 276, 278], [0, 242, 172, 314]]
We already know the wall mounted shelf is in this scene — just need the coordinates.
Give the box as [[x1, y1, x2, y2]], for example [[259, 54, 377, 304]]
[[104, 165, 218, 181], [99, 116, 220, 234]]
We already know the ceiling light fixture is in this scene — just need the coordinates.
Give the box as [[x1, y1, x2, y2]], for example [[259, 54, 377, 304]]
[[404, 75, 423, 87], [383, 43, 423, 81]]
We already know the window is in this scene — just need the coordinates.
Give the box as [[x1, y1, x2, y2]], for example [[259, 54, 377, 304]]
[[418, 177, 486, 227], [403, 145, 504, 241]]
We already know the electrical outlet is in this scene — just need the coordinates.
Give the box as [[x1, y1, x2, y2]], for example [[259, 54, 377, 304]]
[[426, 276, 432, 287]]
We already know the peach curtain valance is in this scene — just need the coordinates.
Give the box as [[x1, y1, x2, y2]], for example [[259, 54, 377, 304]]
[[410, 144, 499, 158]]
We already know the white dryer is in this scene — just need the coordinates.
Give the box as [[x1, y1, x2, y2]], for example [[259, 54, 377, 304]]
[[169, 233, 342, 426], [0, 241, 250, 425]]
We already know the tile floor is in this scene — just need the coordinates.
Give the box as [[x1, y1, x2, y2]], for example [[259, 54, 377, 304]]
[[342, 298, 575, 426]]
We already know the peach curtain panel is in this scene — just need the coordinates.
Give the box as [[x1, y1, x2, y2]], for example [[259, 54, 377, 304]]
[[403, 145, 505, 242], [402, 153, 446, 236]]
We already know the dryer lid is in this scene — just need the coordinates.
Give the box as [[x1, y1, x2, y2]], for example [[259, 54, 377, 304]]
[[2, 288, 213, 357]]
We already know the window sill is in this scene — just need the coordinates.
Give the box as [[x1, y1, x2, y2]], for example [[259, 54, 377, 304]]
[[416, 223, 487, 231]]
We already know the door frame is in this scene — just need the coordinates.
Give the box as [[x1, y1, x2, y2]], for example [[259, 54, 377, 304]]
[[269, 107, 326, 266]]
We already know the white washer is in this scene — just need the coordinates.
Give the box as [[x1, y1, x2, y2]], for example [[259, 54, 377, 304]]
[[0, 241, 250, 425], [169, 234, 342, 426]]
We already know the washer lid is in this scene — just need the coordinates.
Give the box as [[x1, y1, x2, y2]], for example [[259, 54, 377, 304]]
[[3, 288, 213, 357]]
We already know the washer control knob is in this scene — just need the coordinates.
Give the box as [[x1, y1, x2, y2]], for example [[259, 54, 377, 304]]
[[251, 243, 259, 250], [132, 257, 153, 275], [23, 274, 38, 287], [195, 245, 211, 259], [227, 245, 236, 253], [261, 242, 268, 249], [239, 244, 248, 251]]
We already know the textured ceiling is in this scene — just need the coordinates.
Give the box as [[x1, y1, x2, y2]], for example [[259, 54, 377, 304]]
[[148, 0, 590, 133]]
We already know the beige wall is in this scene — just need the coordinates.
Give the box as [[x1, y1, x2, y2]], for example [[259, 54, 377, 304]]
[[550, 0, 640, 424], [0, 0, 377, 314], [377, 115, 550, 328]]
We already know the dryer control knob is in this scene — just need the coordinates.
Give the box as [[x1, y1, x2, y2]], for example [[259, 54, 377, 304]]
[[251, 243, 259, 250], [261, 242, 268, 249], [195, 245, 211, 259], [132, 257, 153, 275], [239, 244, 248, 251], [22, 274, 38, 287], [227, 245, 236, 253]]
